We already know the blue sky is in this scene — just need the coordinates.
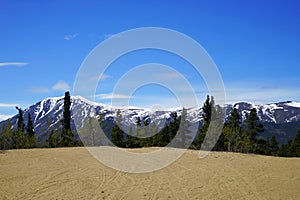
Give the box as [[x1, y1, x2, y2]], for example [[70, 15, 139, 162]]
[[0, 0, 300, 120]]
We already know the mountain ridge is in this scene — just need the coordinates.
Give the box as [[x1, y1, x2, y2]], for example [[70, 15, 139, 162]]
[[1, 96, 300, 144]]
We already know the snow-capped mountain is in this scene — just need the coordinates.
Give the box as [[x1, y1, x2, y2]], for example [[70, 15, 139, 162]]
[[1, 96, 300, 144], [227, 101, 300, 123]]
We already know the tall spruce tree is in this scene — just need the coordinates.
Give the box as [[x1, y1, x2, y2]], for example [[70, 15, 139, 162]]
[[245, 108, 264, 153], [25, 113, 36, 148], [13, 107, 25, 149], [223, 108, 242, 151], [193, 95, 213, 149], [110, 109, 124, 147], [16, 107, 25, 134], [60, 91, 74, 147], [177, 108, 192, 148], [169, 112, 179, 140]]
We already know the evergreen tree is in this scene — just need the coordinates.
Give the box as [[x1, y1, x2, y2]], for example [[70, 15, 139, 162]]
[[0, 121, 13, 150], [169, 112, 179, 140], [177, 108, 192, 148], [156, 124, 170, 147], [293, 130, 300, 157], [286, 140, 296, 157], [60, 91, 75, 147], [16, 107, 25, 134], [237, 131, 252, 153], [141, 120, 154, 147], [25, 113, 36, 148], [146, 122, 158, 146], [223, 108, 242, 151], [47, 130, 59, 148], [12, 107, 25, 149], [81, 117, 101, 146], [269, 135, 279, 156], [125, 126, 140, 148], [245, 108, 264, 153], [209, 104, 225, 151], [98, 111, 112, 146], [202, 95, 212, 124], [110, 109, 124, 147], [193, 95, 213, 149]]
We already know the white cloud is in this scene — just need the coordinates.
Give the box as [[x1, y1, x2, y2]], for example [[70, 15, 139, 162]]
[[0, 114, 14, 121], [52, 80, 70, 91], [0, 62, 28, 67], [64, 33, 79, 40], [0, 103, 18, 108], [29, 80, 70, 93], [96, 93, 132, 99], [28, 87, 50, 93], [91, 73, 112, 81]]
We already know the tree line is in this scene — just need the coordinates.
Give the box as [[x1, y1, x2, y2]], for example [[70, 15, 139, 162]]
[[0, 93, 300, 157], [0, 91, 78, 149]]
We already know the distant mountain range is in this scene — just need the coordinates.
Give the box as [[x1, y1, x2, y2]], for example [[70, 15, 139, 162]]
[[1, 96, 300, 145]]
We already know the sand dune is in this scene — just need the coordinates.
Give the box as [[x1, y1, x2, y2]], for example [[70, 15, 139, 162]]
[[0, 147, 300, 200]]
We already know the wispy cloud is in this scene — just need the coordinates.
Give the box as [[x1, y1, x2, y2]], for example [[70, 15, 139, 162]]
[[0, 103, 18, 108], [52, 80, 70, 91], [0, 114, 14, 121], [96, 93, 132, 99], [28, 87, 50, 93], [91, 73, 112, 81], [0, 62, 28, 67], [29, 80, 70, 93], [102, 33, 115, 40], [64, 33, 79, 41]]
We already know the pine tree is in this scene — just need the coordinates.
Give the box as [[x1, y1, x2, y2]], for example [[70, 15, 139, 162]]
[[223, 108, 242, 151], [146, 122, 158, 146], [293, 130, 300, 157], [169, 112, 179, 140], [193, 95, 213, 149], [110, 109, 124, 147], [80, 117, 101, 146], [125, 126, 138, 148], [0, 122, 13, 150], [177, 108, 192, 148], [12, 107, 25, 149], [16, 107, 25, 134], [269, 135, 279, 156], [156, 124, 170, 147], [25, 113, 36, 148], [60, 91, 75, 147], [202, 95, 212, 124], [48, 130, 59, 148], [208, 104, 225, 151], [245, 108, 264, 153]]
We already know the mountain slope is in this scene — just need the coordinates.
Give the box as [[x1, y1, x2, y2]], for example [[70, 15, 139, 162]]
[[1, 96, 300, 144]]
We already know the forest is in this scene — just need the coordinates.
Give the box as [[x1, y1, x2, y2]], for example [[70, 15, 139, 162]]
[[1, 92, 300, 157]]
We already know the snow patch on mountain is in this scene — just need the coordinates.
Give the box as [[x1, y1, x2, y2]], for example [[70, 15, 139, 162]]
[[1, 96, 300, 142]]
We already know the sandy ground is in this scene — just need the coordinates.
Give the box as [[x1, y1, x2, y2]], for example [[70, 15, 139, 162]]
[[0, 147, 300, 200]]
